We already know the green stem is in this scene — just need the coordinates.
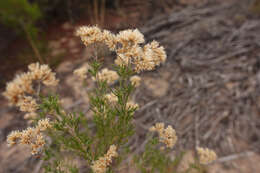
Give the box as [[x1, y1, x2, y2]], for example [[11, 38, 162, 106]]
[[20, 21, 44, 64]]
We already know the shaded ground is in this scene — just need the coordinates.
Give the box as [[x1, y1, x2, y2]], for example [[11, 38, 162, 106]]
[[1, 0, 260, 172]]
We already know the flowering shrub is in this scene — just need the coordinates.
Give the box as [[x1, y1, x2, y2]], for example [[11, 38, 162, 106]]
[[4, 26, 217, 173]]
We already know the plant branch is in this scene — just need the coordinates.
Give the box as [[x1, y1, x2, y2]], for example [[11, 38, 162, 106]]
[[20, 21, 44, 64]]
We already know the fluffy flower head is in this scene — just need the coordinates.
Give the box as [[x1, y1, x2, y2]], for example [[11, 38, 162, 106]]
[[76, 26, 103, 46], [17, 96, 38, 113], [149, 123, 177, 148], [94, 68, 119, 84], [7, 130, 22, 147], [73, 64, 88, 80], [28, 62, 59, 86], [105, 93, 118, 103], [3, 73, 33, 105], [3, 63, 58, 107], [116, 29, 144, 46], [130, 75, 141, 87], [37, 118, 52, 131], [91, 145, 118, 173], [6, 118, 51, 155], [126, 101, 139, 110], [197, 147, 217, 164], [75, 26, 167, 73]]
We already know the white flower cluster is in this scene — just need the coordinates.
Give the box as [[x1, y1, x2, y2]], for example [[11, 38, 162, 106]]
[[130, 75, 141, 87], [93, 68, 119, 84], [91, 145, 118, 173], [76, 26, 166, 73], [3, 63, 59, 120], [150, 123, 177, 149], [197, 147, 217, 164], [7, 118, 52, 155], [73, 64, 89, 80], [105, 93, 118, 103]]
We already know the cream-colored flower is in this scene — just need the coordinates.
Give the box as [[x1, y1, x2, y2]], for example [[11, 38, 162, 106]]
[[76, 26, 118, 51], [105, 93, 118, 103], [134, 41, 166, 73], [91, 145, 118, 173], [94, 68, 119, 84], [134, 48, 154, 72], [114, 54, 130, 66], [149, 123, 177, 149], [3, 62, 58, 126], [73, 65, 88, 80], [75, 26, 167, 73], [126, 101, 139, 110], [7, 130, 22, 147], [3, 62, 58, 107], [197, 147, 217, 164], [162, 125, 177, 148], [130, 75, 141, 87], [24, 112, 37, 119], [20, 127, 35, 145], [37, 118, 52, 131], [149, 123, 164, 133], [31, 134, 45, 155], [116, 29, 144, 46], [106, 145, 118, 158], [116, 45, 143, 68], [17, 96, 38, 113], [28, 62, 59, 86], [3, 73, 33, 105], [76, 26, 103, 46], [6, 118, 51, 155], [102, 30, 117, 51], [146, 41, 167, 65]]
